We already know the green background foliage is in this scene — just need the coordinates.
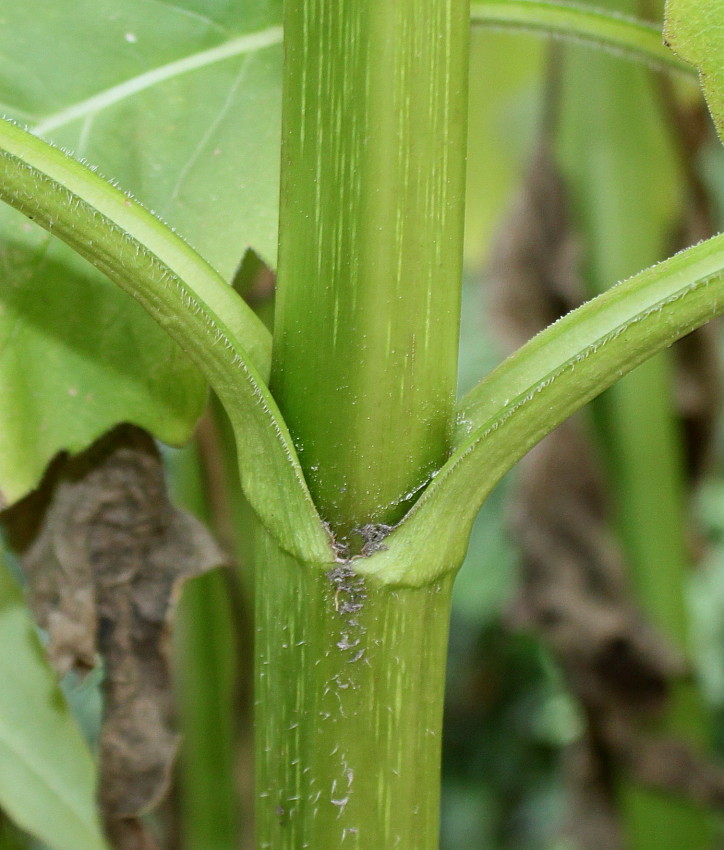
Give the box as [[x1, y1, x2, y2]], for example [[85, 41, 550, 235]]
[[0, 555, 107, 850]]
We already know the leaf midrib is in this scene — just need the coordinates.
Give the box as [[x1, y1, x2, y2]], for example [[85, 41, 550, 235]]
[[30, 25, 283, 137]]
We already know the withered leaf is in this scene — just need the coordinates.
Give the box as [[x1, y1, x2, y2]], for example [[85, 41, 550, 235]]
[[4, 425, 226, 849]]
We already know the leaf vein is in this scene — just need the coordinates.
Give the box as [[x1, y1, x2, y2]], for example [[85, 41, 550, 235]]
[[167, 53, 254, 206], [31, 26, 282, 137]]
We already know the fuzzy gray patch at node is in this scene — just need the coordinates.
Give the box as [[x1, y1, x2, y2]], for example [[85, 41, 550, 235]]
[[326, 565, 367, 621], [357, 523, 393, 556]]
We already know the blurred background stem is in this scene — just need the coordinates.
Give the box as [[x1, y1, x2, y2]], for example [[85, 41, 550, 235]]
[[556, 0, 716, 845], [167, 411, 252, 850]]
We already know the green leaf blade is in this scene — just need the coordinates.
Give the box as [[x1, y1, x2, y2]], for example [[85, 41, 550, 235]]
[[0, 117, 272, 508], [29, 25, 284, 277], [7, 0, 285, 276], [0, 0, 283, 503], [0, 213, 208, 507], [0, 558, 108, 850], [665, 0, 724, 141]]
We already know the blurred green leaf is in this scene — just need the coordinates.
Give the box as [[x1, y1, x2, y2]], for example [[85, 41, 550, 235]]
[[0, 556, 107, 850], [0, 812, 29, 850], [665, 0, 724, 142], [0, 0, 282, 504]]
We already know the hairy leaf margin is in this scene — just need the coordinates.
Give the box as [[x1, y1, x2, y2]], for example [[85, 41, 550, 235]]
[[0, 119, 330, 563], [361, 234, 724, 585]]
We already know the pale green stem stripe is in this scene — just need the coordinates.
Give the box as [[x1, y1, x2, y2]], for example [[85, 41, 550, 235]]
[[31, 26, 283, 136], [470, 0, 694, 76]]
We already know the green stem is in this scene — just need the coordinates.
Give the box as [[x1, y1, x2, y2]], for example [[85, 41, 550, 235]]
[[175, 571, 239, 850], [597, 358, 693, 643], [254, 527, 453, 849], [271, 0, 470, 540], [257, 5, 469, 846], [470, 0, 695, 76]]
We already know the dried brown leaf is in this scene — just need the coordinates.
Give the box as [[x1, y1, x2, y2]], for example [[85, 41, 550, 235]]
[[4, 425, 226, 848]]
